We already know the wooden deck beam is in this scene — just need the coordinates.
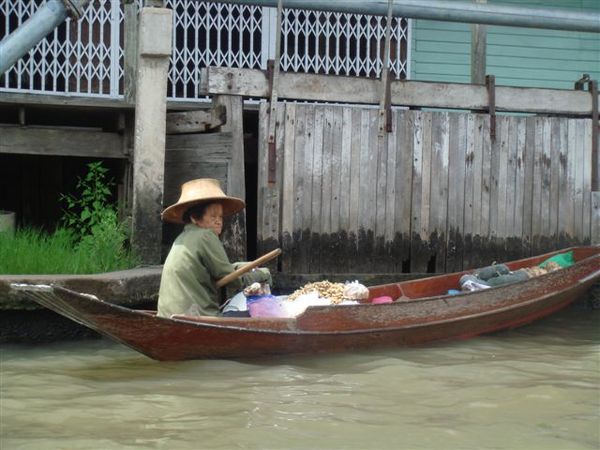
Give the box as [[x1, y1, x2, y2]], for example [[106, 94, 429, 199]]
[[202, 67, 598, 116], [0, 91, 211, 111], [0, 125, 125, 158], [165, 105, 226, 134]]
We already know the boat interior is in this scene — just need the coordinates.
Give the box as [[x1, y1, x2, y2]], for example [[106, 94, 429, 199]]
[[161, 246, 599, 329]]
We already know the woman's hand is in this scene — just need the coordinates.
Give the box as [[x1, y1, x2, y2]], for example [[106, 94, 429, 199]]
[[240, 267, 272, 286]]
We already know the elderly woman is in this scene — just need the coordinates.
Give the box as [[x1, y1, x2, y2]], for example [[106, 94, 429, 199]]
[[157, 178, 269, 318]]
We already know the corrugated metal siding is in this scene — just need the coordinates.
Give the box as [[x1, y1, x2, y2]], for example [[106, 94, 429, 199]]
[[410, 0, 600, 88]]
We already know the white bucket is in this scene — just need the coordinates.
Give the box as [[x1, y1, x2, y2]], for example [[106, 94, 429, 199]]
[[0, 210, 16, 235]]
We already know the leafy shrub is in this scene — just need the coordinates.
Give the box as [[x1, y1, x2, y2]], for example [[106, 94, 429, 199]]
[[60, 161, 115, 243]]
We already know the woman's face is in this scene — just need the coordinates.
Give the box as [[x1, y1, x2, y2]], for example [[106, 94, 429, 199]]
[[192, 203, 224, 236]]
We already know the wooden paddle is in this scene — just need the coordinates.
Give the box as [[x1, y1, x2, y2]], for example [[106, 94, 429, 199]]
[[216, 248, 281, 288]]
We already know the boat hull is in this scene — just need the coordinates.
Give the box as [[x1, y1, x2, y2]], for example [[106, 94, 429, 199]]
[[15, 246, 600, 361]]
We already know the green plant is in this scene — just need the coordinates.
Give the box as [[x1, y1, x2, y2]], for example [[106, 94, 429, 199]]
[[60, 161, 115, 242], [76, 209, 139, 272]]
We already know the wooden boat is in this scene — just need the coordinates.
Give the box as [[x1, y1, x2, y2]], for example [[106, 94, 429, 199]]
[[12, 246, 600, 361]]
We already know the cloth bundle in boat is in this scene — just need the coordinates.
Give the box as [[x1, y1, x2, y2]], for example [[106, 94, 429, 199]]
[[460, 264, 529, 291], [475, 264, 510, 281], [459, 252, 572, 292], [484, 270, 529, 287]]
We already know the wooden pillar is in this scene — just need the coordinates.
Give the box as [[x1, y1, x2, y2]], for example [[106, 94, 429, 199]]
[[592, 192, 600, 245], [213, 95, 247, 261], [471, 0, 487, 85], [122, 1, 137, 224], [131, 7, 172, 264], [123, 0, 138, 104]]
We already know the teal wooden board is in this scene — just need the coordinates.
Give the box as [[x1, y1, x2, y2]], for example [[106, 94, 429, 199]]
[[410, 0, 600, 88]]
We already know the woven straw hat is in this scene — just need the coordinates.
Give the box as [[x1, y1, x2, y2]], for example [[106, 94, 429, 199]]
[[161, 178, 245, 224]]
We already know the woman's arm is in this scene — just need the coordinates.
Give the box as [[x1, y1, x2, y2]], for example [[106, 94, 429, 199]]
[[200, 231, 243, 290]]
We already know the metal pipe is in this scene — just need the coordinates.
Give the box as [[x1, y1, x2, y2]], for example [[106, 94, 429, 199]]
[[0, 0, 91, 74], [214, 0, 600, 33]]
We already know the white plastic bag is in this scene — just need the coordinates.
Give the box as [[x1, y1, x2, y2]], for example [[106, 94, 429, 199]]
[[280, 292, 331, 317], [343, 281, 369, 300]]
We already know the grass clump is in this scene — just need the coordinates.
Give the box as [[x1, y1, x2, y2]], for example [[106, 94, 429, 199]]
[[0, 228, 76, 274], [0, 220, 139, 275], [0, 162, 139, 275]]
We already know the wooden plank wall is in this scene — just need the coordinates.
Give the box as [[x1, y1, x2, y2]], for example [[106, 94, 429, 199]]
[[163, 132, 232, 256], [257, 103, 595, 274], [162, 98, 247, 262]]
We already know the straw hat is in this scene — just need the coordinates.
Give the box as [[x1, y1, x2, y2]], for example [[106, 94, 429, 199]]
[[161, 178, 245, 224]]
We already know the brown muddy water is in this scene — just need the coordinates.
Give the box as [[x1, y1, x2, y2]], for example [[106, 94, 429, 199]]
[[1, 307, 599, 450]]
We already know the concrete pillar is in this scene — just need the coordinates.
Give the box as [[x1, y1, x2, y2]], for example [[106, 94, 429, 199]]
[[0, 210, 16, 236], [131, 7, 172, 264]]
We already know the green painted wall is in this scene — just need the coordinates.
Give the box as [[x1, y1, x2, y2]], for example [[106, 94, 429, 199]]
[[410, 0, 600, 89]]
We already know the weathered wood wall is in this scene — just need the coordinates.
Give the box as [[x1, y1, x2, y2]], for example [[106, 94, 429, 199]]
[[163, 130, 246, 261], [257, 102, 596, 274], [163, 97, 246, 262]]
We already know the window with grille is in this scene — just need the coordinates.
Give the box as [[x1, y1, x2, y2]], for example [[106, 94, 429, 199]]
[[0, 1, 410, 100]]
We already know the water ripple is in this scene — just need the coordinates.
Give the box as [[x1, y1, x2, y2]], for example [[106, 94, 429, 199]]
[[1, 308, 599, 449]]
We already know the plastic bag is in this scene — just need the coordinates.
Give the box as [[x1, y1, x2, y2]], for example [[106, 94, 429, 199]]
[[539, 251, 575, 269], [243, 282, 271, 296], [279, 292, 331, 317], [246, 294, 285, 318], [460, 274, 491, 291], [343, 281, 369, 301]]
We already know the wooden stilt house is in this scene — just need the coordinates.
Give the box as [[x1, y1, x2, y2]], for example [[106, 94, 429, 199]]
[[0, 0, 598, 277]]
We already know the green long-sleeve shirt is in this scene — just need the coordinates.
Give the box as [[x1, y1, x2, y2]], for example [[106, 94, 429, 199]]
[[157, 225, 243, 317]]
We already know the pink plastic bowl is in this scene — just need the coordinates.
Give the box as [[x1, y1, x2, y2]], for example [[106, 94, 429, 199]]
[[371, 296, 393, 304]]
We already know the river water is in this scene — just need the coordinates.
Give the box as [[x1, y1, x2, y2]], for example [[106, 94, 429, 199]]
[[1, 307, 599, 450]]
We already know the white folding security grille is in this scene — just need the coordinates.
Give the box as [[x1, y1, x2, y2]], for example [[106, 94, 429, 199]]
[[0, 0, 122, 97], [166, 0, 263, 99], [280, 9, 409, 80], [0, 1, 410, 101]]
